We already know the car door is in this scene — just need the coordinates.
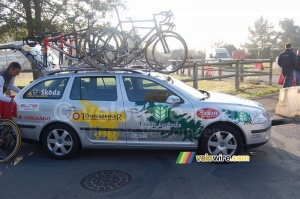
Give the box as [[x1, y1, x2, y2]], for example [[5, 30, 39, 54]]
[[14, 77, 69, 140], [121, 75, 196, 147], [65, 75, 126, 145]]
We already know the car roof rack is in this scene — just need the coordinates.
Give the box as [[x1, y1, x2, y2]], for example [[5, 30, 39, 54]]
[[46, 66, 155, 76]]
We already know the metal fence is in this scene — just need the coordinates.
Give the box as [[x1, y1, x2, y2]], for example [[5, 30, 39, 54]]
[[175, 58, 274, 90]]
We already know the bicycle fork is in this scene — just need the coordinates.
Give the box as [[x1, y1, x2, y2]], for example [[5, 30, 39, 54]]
[[157, 33, 170, 54]]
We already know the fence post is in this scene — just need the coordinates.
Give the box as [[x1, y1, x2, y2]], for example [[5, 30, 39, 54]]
[[240, 60, 244, 82], [218, 65, 222, 81], [235, 60, 240, 90], [269, 58, 273, 85], [193, 63, 198, 89]]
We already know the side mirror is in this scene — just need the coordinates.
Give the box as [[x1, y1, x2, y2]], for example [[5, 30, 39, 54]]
[[166, 95, 181, 104]]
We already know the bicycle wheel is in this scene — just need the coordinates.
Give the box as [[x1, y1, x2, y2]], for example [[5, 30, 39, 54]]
[[145, 31, 188, 73], [0, 119, 21, 163], [82, 27, 124, 70]]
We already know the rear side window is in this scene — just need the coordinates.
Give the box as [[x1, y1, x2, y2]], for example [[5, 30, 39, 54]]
[[23, 78, 69, 99], [70, 76, 117, 101]]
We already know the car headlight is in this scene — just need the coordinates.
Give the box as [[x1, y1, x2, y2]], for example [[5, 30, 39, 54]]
[[253, 111, 269, 124]]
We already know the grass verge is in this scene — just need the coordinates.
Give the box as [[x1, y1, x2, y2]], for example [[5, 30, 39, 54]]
[[172, 75, 281, 99]]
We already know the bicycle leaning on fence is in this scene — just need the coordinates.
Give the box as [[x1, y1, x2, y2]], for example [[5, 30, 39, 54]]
[[0, 101, 21, 164], [83, 3, 188, 73]]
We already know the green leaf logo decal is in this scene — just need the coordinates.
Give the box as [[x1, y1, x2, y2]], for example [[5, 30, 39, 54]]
[[238, 111, 249, 122], [153, 105, 168, 121]]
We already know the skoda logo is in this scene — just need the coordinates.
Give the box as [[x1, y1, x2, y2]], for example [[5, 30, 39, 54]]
[[31, 89, 39, 96]]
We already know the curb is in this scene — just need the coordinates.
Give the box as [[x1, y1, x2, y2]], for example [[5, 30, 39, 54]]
[[271, 116, 300, 126]]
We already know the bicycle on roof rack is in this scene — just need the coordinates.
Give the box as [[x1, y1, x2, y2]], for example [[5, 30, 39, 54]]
[[23, 12, 99, 68], [0, 100, 21, 164], [83, 3, 188, 74]]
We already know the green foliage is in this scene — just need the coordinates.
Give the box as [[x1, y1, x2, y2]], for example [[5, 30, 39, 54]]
[[0, 0, 123, 41], [244, 16, 277, 49], [278, 18, 300, 49]]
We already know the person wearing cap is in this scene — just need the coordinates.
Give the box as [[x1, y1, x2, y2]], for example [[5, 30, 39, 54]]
[[0, 62, 22, 103], [277, 43, 296, 88]]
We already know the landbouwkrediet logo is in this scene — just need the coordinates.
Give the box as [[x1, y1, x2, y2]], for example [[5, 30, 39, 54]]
[[152, 105, 168, 121]]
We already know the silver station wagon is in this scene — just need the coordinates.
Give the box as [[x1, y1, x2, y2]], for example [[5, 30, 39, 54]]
[[13, 69, 271, 159]]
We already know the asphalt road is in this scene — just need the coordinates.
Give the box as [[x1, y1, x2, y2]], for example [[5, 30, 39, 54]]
[[0, 123, 300, 199]]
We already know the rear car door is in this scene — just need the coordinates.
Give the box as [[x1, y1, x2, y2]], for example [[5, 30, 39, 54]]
[[65, 75, 126, 145]]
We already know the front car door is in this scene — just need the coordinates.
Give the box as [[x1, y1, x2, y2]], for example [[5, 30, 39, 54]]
[[121, 75, 200, 147]]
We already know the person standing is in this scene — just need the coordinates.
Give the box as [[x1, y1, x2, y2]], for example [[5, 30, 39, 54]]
[[295, 50, 300, 86], [0, 62, 22, 103], [277, 43, 296, 88]]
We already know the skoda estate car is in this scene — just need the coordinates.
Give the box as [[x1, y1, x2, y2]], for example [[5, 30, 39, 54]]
[[13, 69, 271, 159]]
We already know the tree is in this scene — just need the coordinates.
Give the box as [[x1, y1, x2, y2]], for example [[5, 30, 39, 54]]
[[278, 18, 300, 49], [244, 16, 277, 49], [0, 0, 123, 42]]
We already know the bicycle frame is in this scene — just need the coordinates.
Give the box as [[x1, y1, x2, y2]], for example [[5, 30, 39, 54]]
[[37, 13, 96, 68], [42, 29, 87, 66], [109, 4, 172, 57]]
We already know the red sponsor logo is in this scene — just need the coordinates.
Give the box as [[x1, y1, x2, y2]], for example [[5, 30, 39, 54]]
[[24, 116, 50, 121], [197, 108, 220, 119], [20, 104, 38, 108]]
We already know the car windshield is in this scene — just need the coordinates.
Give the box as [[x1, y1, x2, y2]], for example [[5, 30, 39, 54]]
[[159, 75, 207, 100]]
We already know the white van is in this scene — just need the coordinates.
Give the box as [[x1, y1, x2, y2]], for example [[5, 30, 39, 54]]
[[205, 48, 232, 61]]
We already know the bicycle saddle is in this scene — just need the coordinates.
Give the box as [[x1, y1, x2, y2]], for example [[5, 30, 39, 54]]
[[66, 14, 80, 23]]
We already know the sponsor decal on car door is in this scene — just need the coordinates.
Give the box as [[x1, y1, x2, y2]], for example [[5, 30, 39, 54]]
[[65, 76, 126, 144], [122, 76, 204, 146]]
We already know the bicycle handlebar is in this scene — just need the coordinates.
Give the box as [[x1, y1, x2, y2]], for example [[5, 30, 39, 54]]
[[23, 34, 51, 47], [154, 10, 173, 27], [154, 10, 173, 17]]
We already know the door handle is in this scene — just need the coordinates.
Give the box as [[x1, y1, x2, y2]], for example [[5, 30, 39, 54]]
[[65, 106, 78, 111], [128, 108, 139, 113]]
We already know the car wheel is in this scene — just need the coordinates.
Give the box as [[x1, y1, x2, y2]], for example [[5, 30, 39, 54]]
[[42, 124, 80, 159], [199, 124, 243, 156]]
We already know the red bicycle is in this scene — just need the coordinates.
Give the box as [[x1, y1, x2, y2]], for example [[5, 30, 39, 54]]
[[23, 12, 97, 68]]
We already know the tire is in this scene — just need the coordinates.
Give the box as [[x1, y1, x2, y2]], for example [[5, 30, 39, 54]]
[[82, 27, 123, 70], [0, 119, 21, 164], [145, 31, 188, 73], [198, 124, 243, 156], [42, 124, 80, 160]]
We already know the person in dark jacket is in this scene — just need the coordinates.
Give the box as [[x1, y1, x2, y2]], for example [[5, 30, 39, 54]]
[[0, 62, 21, 103], [295, 50, 300, 86], [278, 43, 296, 88]]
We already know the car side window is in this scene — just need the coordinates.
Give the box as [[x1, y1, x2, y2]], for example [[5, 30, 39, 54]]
[[70, 76, 117, 101], [123, 77, 173, 102], [23, 77, 69, 99]]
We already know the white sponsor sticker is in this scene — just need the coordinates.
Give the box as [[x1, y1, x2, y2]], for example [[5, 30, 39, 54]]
[[19, 103, 39, 111]]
